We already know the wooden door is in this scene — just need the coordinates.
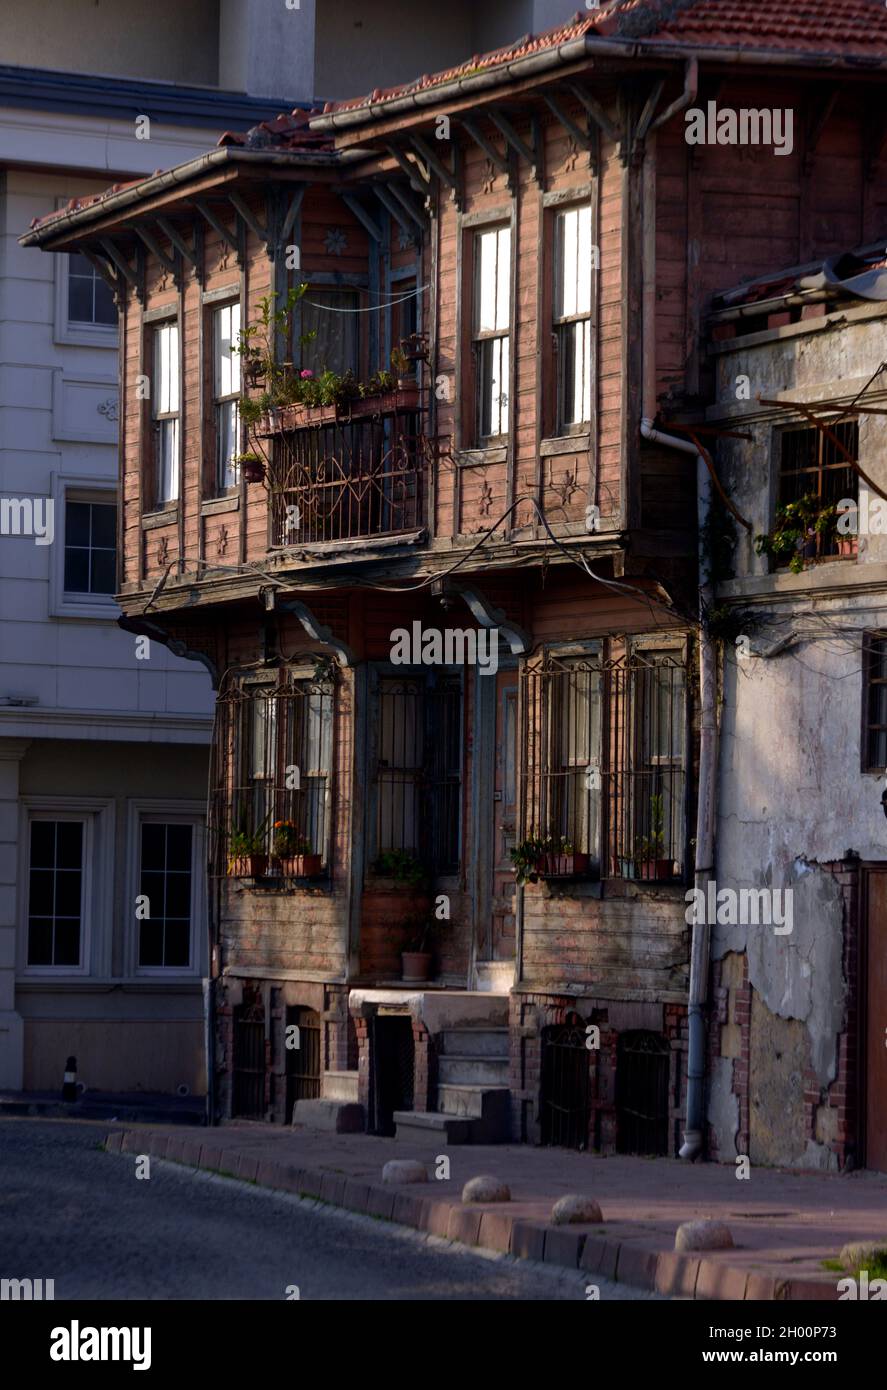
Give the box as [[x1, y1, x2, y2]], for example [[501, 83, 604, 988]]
[[865, 871, 887, 1172], [490, 675, 518, 961]]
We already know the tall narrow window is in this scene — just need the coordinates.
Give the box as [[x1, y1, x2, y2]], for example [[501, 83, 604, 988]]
[[553, 206, 592, 431], [865, 633, 887, 771], [153, 322, 180, 505], [138, 821, 194, 968], [374, 675, 462, 873], [473, 226, 511, 440], [27, 819, 84, 967], [300, 288, 358, 375], [215, 303, 241, 491]]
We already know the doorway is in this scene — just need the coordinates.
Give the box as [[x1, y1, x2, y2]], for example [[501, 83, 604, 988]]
[[285, 1005, 321, 1124], [369, 1014, 414, 1135], [616, 1030, 671, 1155], [490, 674, 518, 962]]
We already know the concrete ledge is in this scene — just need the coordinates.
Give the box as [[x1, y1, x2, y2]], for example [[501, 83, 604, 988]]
[[291, 1099, 364, 1133]]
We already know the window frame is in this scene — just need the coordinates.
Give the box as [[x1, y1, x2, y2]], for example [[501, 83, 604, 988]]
[[49, 474, 119, 619], [54, 245, 118, 348], [551, 203, 593, 436], [770, 417, 860, 567], [213, 300, 241, 495], [127, 802, 205, 978], [18, 797, 115, 979], [151, 318, 181, 509], [471, 224, 512, 445], [863, 631, 887, 774]]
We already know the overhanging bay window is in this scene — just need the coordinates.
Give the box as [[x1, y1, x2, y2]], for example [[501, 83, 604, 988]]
[[209, 667, 334, 874], [372, 673, 462, 874], [521, 644, 688, 880]]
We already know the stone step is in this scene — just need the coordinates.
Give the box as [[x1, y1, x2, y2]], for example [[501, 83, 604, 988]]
[[436, 1084, 511, 1141], [439, 1028, 509, 1058], [438, 1054, 510, 1086], [393, 1110, 474, 1144], [322, 1070, 359, 1103], [291, 1098, 364, 1133]]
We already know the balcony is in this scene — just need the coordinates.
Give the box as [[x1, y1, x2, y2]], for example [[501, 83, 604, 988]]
[[261, 401, 428, 549]]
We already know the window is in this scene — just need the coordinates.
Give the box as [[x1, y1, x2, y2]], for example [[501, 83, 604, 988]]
[[777, 421, 859, 562], [153, 322, 180, 505], [374, 675, 462, 873], [864, 634, 887, 771], [67, 252, 117, 328], [138, 822, 194, 968], [214, 303, 241, 491], [300, 288, 359, 376], [392, 277, 418, 354], [27, 819, 85, 967], [473, 226, 511, 440], [521, 646, 687, 879], [63, 499, 116, 595], [553, 206, 592, 431], [209, 670, 335, 871]]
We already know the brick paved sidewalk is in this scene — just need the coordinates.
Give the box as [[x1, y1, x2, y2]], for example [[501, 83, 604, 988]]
[[103, 1122, 887, 1300]]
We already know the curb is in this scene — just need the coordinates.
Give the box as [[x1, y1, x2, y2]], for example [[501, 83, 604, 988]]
[[104, 1127, 839, 1302]]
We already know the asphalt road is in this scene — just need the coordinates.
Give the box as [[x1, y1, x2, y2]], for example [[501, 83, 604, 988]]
[[0, 1118, 660, 1301]]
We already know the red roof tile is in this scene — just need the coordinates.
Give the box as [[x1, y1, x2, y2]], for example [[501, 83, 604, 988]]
[[217, 107, 333, 150], [321, 0, 887, 118]]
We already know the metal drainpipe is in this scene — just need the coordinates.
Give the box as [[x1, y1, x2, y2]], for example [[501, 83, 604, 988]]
[[640, 418, 717, 1161]]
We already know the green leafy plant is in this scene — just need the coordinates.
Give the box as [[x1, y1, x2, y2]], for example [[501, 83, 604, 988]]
[[510, 835, 576, 885], [390, 345, 410, 378], [272, 820, 310, 857], [635, 794, 666, 861], [230, 827, 267, 856], [755, 494, 840, 575], [373, 849, 427, 886]]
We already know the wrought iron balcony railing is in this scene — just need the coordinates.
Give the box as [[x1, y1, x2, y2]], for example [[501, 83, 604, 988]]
[[263, 405, 428, 549]]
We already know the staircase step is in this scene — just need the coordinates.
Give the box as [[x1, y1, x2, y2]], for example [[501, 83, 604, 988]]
[[393, 1110, 474, 1144], [474, 961, 515, 993], [322, 1070, 359, 1103], [438, 1054, 509, 1086], [439, 1028, 509, 1057], [436, 1084, 511, 1142]]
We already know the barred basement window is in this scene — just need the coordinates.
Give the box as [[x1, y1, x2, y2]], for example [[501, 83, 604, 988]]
[[864, 632, 887, 771], [373, 674, 462, 874], [209, 667, 334, 874], [520, 645, 688, 880]]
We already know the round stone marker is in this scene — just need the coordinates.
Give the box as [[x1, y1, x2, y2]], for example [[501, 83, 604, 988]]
[[551, 1194, 603, 1225], [462, 1175, 511, 1204], [382, 1159, 427, 1185], [675, 1219, 734, 1252]]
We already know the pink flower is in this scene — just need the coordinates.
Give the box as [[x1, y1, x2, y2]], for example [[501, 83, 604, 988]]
[[300, 369, 314, 379]]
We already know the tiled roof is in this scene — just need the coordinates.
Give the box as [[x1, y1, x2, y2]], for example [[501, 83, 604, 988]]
[[321, 0, 887, 118], [217, 107, 334, 151], [29, 178, 153, 232], [713, 243, 887, 308]]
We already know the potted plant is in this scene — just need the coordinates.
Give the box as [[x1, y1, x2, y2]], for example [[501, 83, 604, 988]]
[[634, 794, 675, 881], [401, 917, 434, 983], [510, 835, 589, 883], [372, 849, 427, 888], [755, 495, 843, 574], [234, 451, 264, 484], [228, 825, 268, 878], [271, 820, 323, 878], [390, 345, 414, 389]]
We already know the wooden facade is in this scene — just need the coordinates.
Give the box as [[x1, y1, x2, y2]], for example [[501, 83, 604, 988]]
[[24, 20, 887, 1154]]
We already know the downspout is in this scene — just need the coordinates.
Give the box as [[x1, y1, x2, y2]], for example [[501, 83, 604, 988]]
[[640, 419, 717, 1162]]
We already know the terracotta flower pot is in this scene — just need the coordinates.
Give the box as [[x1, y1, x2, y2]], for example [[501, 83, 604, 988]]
[[273, 853, 323, 878], [401, 951, 432, 983], [638, 858, 675, 881], [240, 458, 264, 483], [228, 853, 268, 877]]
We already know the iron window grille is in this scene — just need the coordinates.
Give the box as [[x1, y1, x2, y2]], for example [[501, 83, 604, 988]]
[[269, 412, 426, 548], [864, 632, 887, 771], [520, 645, 688, 879], [372, 673, 462, 875], [777, 420, 859, 561], [208, 666, 335, 875]]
